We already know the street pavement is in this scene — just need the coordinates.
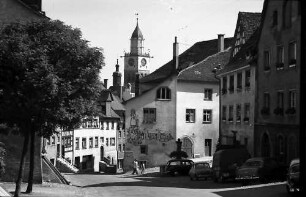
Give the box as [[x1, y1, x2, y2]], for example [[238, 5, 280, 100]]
[[0, 169, 292, 197]]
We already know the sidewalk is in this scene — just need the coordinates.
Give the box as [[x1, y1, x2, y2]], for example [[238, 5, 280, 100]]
[[0, 184, 10, 197], [0, 182, 83, 197]]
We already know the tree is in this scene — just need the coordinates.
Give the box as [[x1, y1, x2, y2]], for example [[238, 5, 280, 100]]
[[0, 20, 104, 197]]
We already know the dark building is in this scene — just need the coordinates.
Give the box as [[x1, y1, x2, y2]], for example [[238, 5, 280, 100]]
[[254, 0, 301, 165]]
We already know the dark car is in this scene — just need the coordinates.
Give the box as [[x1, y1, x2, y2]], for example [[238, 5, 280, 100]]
[[165, 159, 193, 176], [235, 157, 281, 185], [189, 161, 213, 181], [286, 158, 300, 194], [212, 148, 250, 182]]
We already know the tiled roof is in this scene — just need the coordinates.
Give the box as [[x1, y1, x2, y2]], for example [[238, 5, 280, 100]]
[[217, 12, 261, 75], [111, 95, 125, 111], [237, 12, 261, 41], [140, 37, 234, 84], [178, 47, 232, 82]]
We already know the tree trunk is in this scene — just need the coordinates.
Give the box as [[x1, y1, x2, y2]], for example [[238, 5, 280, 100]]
[[14, 129, 30, 197], [26, 128, 35, 193]]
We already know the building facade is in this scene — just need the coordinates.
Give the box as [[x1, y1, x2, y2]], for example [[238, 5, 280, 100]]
[[217, 12, 261, 156], [124, 36, 234, 169], [254, 0, 300, 165]]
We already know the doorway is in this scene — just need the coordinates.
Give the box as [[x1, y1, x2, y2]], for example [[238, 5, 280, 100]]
[[182, 137, 193, 158]]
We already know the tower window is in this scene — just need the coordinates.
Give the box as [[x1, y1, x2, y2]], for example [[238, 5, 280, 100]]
[[157, 87, 171, 100]]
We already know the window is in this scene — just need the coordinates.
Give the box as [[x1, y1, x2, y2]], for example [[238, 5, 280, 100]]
[[277, 91, 284, 109], [157, 87, 171, 100], [101, 121, 104, 130], [289, 90, 296, 108], [264, 51, 270, 71], [245, 70, 251, 88], [203, 110, 212, 123], [222, 77, 227, 94], [118, 130, 121, 138], [284, 1, 292, 28], [106, 138, 109, 146], [95, 137, 98, 148], [229, 75, 234, 93], [229, 105, 233, 121], [186, 109, 195, 123], [237, 72, 242, 90], [143, 108, 156, 123], [272, 10, 278, 27], [236, 104, 241, 122], [244, 103, 250, 122], [140, 145, 148, 154], [289, 42, 296, 66], [52, 136, 55, 145], [276, 45, 284, 69], [261, 93, 270, 115], [75, 138, 79, 150], [118, 144, 122, 152], [110, 138, 115, 146], [106, 122, 109, 130], [46, 138, 50, 145], [204, 89, 213, 100], [222, 106, 227, 121], [264, 93, 270, 108], [89, 137, 93, 148], [82, 138, 86, 149], [123, 144, 126, 151], [100, 137, 104, 144], [111, 121, 114, 129]]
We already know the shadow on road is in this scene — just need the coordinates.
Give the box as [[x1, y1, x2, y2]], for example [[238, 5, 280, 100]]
[[81, 174, 240, 189]]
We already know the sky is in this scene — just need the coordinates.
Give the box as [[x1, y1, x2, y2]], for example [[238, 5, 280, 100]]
[[42, 0, 264, 86]]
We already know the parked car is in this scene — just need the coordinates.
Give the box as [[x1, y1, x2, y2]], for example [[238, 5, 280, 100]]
[[212, 148, 250, 182], [286, 158, 300, 194], [189, 161, 213, 181], [235, 157, 281, 185], [165, 159, 193, 176]]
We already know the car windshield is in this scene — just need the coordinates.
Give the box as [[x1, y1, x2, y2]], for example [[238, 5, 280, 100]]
[[169, 161, 180, 166], [244, 160, 262, 167], [290, 164, 300, 173], [195, 163, 209, 169]]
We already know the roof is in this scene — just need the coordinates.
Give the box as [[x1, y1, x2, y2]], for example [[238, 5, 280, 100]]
[[178, 47, 232, 82], [131, 21, 143, 39], [111, 95, 125, 111], [217, 28, 260, 75], [140, 37, 234, 84], [217, 12, 261, 75], [99, 89, 113, 102], [99, 109, 120, 119]]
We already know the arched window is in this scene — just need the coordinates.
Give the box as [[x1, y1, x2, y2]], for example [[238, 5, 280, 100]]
[[156, 87, 171, 100]]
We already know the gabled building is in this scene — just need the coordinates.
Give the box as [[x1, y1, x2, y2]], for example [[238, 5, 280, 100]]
[[124, 36, 234, 169], [254, 0, 300, 165], [217, 12, 261, 156]]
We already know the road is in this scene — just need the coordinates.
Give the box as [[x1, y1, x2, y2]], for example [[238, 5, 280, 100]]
[[61, 172, 291, 197]]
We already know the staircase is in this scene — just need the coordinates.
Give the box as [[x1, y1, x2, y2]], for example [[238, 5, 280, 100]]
[[56, 157, 79, 173], [99, 157, 116, 174], [42, 155, 70, 184]]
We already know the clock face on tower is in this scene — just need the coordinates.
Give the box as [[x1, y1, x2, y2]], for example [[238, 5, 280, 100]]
[[141, 58, 147, 67], [128, 58, 135, 66]]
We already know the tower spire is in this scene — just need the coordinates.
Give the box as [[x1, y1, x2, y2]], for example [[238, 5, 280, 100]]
[[115, 59, 119, 72]]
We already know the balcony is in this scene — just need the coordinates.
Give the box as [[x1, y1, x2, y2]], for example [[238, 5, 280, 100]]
[[275, 62, 284, 70], [273, 107, 284, 116], [261, 107, 270, 115], [285, 107, 296, 115]]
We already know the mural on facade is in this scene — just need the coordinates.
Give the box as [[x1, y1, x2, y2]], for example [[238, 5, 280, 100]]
[[126, 126, 174, 145], [127, 109, 174, 145]]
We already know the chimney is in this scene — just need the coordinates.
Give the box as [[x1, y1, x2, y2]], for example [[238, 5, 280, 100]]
[[218, 34, 225, 52], [104, 79, 108, 89], [173, 36, 179, 71], [135, 73, 140, 97]]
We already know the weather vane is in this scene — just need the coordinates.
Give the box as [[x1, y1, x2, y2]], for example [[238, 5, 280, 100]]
[[135, 13, 139, 23]]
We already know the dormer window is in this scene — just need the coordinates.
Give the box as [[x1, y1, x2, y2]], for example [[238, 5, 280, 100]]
[[157, 87, 171, 100]]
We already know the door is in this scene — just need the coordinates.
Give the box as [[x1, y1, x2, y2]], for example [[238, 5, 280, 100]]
[[205, 139, 212, 156], [100, 146, 104, 161], [182, 137, 193, 158]]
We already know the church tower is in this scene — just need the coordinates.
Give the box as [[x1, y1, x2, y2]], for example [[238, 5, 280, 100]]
[[124, 18, 152, 93]]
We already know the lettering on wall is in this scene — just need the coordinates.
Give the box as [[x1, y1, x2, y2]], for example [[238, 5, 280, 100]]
[[127, 127, 174, 145]]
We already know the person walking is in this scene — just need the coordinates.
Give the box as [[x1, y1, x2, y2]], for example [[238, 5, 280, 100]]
[[132, 159, 138, 175], [140, 162, 145, 175]]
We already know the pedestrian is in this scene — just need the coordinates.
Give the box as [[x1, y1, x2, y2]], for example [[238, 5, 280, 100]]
[[140, 162, 145, 175], [132, 159, 138, 175]]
